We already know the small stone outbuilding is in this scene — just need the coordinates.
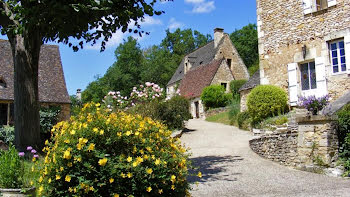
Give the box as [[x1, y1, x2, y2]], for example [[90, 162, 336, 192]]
[[0, 40, 71, 126], [167, 28, 249, 118], [238, 70, 260, 112]]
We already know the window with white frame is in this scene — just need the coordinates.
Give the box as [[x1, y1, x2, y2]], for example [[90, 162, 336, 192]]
[[300, 61, 317, 91], [330, 40, 346, 74], [315, 0, 328, 11], [303, 0, 337, 14]]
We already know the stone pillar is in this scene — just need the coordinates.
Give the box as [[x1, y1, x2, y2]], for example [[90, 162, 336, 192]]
[[296, 111, 338, 167]]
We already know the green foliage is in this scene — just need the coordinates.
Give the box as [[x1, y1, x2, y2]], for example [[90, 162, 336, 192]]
[[40, 106, 61, 134], [0, 0, 165, 51], [40, 103, 191, 196], [159, 96, 192, 130], [236, 111, 251, 130], [338, 104, 350, 176], [256, 114, 289, 131], [201, 85, 231, 109], [0, 125, 15, 144], [230, 24, 259, 68], [230, 80, 247, 96], [248, 63, 259, 77], [0, 145, 22, 188], [247, 85, 288, 125], [129, 96, 192, 130]]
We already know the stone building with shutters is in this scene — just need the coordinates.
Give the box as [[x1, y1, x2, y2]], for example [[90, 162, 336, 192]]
[[167, 28, 249, 118], [0, 40, 71, 126], [257, 0, 350, 106]]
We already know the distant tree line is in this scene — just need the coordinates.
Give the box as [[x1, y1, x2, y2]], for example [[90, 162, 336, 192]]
[[82, 24, 258, 103]]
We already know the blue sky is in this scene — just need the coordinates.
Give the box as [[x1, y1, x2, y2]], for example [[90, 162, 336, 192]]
[[59, 0, 257, 95]]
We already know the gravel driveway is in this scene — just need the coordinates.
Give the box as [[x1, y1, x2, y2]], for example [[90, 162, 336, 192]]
[[181, 119, 350, 197]]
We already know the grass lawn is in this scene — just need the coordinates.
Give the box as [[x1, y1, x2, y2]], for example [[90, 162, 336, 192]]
[[205, 111, 231, 125]]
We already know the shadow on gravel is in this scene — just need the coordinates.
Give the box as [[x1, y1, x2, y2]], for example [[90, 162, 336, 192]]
[[188, 155, 243, 183], [182, 128, 197, 133]]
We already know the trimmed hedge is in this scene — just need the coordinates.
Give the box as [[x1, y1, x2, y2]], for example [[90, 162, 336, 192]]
[[338, 104, 350, 176], [247, 85, 288, 125], [201, 85, 231, 109]]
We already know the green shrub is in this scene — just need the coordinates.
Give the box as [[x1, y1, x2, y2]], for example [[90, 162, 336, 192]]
[[159, 96, 192, 130], [0, 125, 15, 144], [40, 106, 61, 134], [0, 145, 22, 188], [230, 80, 247, 97], [128, 96, 191, 130], [228, 98, 240, 126], [248, 63, 259, 77], [236, 111, 250, 130], [338, 104, 350, 176], [201, 85, 231, 109], [247, 85, 288, 125], [39, 103, 192, 196]]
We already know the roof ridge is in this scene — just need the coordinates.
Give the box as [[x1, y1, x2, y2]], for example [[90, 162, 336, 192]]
[[184, 40, 214, 57]]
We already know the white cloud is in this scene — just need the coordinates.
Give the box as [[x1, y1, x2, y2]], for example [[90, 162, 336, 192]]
[[184, 0, 205, 3], [184, 0, 215, 14], [86, 16, 162, 50], [168, 18, 185, 31], [140, 16, 163, 26]]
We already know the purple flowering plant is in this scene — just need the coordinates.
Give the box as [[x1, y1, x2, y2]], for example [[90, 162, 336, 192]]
[[298, 95, 330, 115], [0, 145, 39, 188]]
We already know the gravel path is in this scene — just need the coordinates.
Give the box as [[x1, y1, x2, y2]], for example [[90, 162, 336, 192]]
[[181, 119, 350, 197]]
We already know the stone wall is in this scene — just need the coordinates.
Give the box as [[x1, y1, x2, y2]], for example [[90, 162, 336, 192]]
[[215, 35, 249, 80], [249, 110, 339, 168], [257, 0, 350, 101], [211, 60, 234, 92], [205, 106, 229, 118], [240, 89, 250, 112], [249, 131, 298, 166]]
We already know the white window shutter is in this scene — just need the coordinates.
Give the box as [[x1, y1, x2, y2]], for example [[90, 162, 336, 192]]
[[344, 35, 350, 74], [288, 63, 298, 106], [327, 0, 337, 7], [303, 0, 312, 15], [315, 57, 328, 97]]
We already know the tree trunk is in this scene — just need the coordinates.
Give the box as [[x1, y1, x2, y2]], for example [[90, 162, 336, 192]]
[[8, 33, 42, 151]]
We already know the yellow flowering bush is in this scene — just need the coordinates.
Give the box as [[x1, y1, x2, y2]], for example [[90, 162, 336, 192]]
[[38, 102, 191, 196]]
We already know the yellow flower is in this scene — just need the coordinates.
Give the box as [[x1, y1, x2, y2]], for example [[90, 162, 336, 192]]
[[95, 103, 101, 107], [127, 172, 133, 178], [30, 181, 34, 185], [117, 132, 122, 137], [69, 187, 73, 192], [135, 131, 140, 136], [158, 189, 163, 194], [114, 194, 119, 197], [100, 130, 104, 135], [56, 175, 61, 180], [87, 143, 95, 152], [126, 131, 131, 136], [171, 175, 176, 183], [136, 156, 143, 163], [39, 176, 43, 183], [60, 166, 64, 171], [132, 161, 138, 167], [90, 186, 94, 191], [31, 166, 35, 172], [109, 178, 114, 183], [155, 159, 161, 165], [64, 139, 70, 143], [38, 186, 44, 194], [127, 156, 132, 162], [77, 143, 83, 150], [98, 158, 108, 166], [48, 178, 52, 183], [120, 172, 126, 178], [171, 185, 175, 190], [70, 130, 76, 135], [93, 128, 99, 133], [45, 140, 49, 145], [197, 171, 202, 178], [68, 162, 73, 167], [65, 175, 71, 182], [146, 168, 153, 174], [146, 187, 152, 192], [63, 150, 71, 159]]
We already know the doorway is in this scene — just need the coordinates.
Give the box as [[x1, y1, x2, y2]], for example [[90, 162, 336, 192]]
[[194, 101, 199, 118]]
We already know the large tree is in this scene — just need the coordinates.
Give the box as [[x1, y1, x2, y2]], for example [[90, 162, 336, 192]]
[[0, 0, 165, 150]]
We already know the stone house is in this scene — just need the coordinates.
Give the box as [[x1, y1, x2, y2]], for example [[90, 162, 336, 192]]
[[257, 0, 350, 106], [0, 40, 71, 126], [167, 28, 249, 118], [250, 0, 350, 168]]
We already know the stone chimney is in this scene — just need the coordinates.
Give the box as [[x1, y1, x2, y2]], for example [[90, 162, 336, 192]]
[[76, 89, 82, 101], [214, 28, 224, 48]]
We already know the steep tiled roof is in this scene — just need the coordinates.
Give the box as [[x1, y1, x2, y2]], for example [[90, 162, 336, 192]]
[[0, 40, 71, 103], [179, 59, 223, 99], [167, 41, 217, 85], [239, 70, 260, 92]]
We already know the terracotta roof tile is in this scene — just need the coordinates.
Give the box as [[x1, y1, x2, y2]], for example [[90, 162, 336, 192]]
[[179, 59, 223, 99]]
